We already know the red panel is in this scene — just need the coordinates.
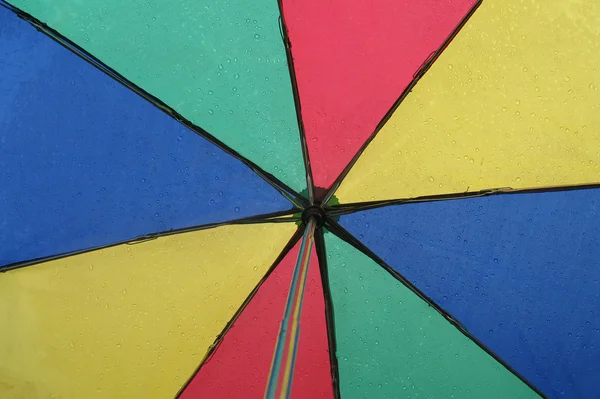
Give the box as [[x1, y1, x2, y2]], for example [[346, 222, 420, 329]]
[[282, 0, 479, 189], [179, 243, 333, 399]]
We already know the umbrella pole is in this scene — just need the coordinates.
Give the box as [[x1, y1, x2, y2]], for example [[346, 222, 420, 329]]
[[265, 217, 317, 399]]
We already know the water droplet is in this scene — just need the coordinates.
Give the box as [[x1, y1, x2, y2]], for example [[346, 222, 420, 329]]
[[448, 64, 453, 70], [208, 109, 214, 115], [140, 178, 146, 183], [428, 176, 435, 182], [234, 73, 240, 79], [564, 76, 570, 82], [254, 34, 260, 39], [234, 207, 240, 213], [218, 64, 224, 70]]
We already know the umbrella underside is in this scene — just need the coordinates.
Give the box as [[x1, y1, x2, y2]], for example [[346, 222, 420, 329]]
[[1, 0, 599, 398]]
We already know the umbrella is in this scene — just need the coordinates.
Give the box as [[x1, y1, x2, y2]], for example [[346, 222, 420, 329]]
[[1, 0, 599, 397]]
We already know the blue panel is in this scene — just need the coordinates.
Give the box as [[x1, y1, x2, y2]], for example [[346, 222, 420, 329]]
[[0, 7, 291, 266], [340, 189, 600, 398]]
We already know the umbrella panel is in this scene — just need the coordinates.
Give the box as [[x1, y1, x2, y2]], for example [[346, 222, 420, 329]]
[[340, 188, 600, 398], [335, 0, 600, 203], [180, 240, 332, 399], [280, 0, 479, 189], [0, 223, 296, 398], [5, 0, 307, 192], [323, 230, 540, 398], [0, 4, 292, 267]]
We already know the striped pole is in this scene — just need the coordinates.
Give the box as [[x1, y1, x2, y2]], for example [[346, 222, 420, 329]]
[[264, 218, 316, 399]]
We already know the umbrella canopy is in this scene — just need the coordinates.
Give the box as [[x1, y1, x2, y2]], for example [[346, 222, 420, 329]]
[[1, 0, 599, 398]]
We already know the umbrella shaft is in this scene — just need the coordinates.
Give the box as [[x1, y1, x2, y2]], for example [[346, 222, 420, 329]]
[[265, 218, 316, 399]]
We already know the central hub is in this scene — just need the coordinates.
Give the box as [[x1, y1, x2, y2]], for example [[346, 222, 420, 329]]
[[301, 205, 326, 227]]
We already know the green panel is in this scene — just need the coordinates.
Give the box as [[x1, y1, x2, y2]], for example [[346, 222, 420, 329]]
[[324, 231, 540, 399], [11, 0, 306, 192]]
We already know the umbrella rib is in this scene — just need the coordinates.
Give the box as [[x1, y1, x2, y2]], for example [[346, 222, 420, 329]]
[[174, 226, 305, 398], [324, 216, 548, 399], [0, 208, 300, 273], [276, 1, 316, 203], [314, 228, 342, 399], [320, 0, 483, 205], [326, 182, 600, 216], [1, 1, 308, 210]]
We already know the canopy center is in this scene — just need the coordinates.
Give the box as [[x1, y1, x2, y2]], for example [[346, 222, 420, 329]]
[[301, 205, 326, 227]]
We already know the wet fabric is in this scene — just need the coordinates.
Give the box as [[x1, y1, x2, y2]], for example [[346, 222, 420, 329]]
[[340, 188, 600, 398], [0, 6, 291, 265]]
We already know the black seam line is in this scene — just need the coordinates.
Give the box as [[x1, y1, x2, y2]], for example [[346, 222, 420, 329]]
[[326, 182, 600, 217], [321, 0, 483, 204], [174, 226, 304, 399], [2, 1, 308, 210], [276, 3, 315, 204], [323, 216, 547, 399], [0, 208, 300, 272], [315, 227, 342, 399]]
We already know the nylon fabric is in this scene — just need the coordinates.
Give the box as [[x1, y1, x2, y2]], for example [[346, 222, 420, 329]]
[[0, 223, 295, 399], [336, 0, 600, 203], [180, 242, 332, 399], [8, 0, 307, 192], [340, 188, 600, 398], [0, 7, 291, 266], [324, 231, 539, 398], [281, 0, 478, 189]]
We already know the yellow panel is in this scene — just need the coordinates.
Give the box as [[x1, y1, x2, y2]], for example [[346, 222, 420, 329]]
[[336, 0, 600, 203], [0, 223, 295, 399]]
